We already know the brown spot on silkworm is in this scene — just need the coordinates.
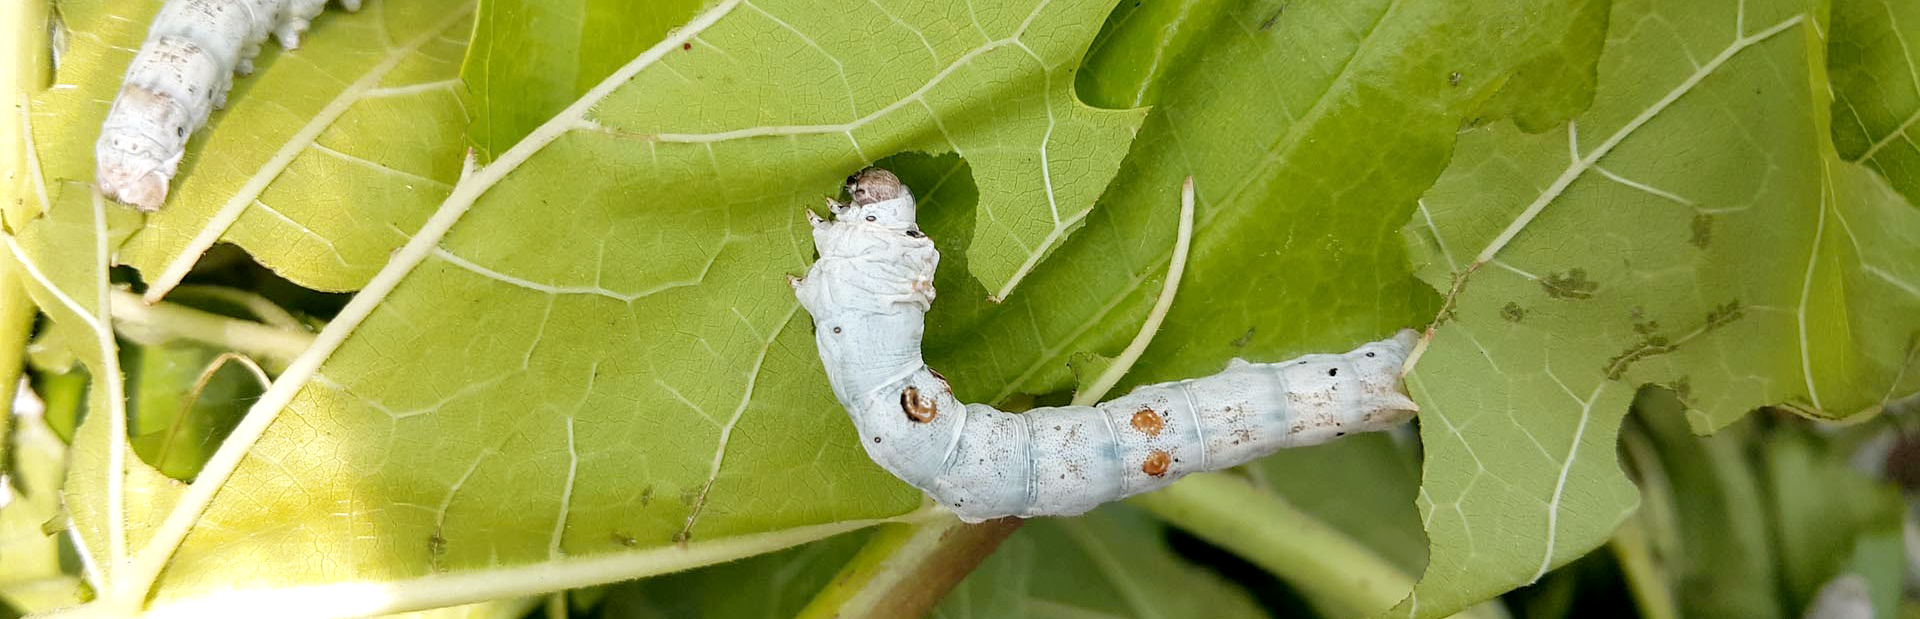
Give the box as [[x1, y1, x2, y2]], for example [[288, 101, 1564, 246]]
[[1130, 408, 1164, 437], [1141, 450, 1172, 477], [846, 167, 904, 205], [901, 385, 937, 423]]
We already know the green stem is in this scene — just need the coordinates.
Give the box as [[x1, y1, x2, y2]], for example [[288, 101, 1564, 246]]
[[2, 0, 51, 486], [1609, 518, 1679, 619], [106, 289, 313, 371], [793, 513, 1022, 619], [1130, 472, 1500, 619], [167, 285, 304, 330], [0, 263, 34, 471], [1075, 176, 1194, 406], [153, 352, 270, 474]]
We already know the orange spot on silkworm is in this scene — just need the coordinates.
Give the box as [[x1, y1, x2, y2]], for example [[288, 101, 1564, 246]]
[[901, 386, 937, 423], [1141, 450, 1171, 477], [1130, 408, 1164, 437]]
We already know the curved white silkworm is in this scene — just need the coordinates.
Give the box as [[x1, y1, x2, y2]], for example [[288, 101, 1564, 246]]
[[792, 168, 1422, 522], [95, 0, 358, 211]]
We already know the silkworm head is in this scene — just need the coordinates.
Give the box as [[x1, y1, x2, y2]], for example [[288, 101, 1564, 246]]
[[845, 167, 904, 205], [836, 167, 919, 230]]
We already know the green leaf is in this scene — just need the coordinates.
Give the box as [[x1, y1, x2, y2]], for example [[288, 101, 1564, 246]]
[[591, 529, 872, 618], [461, 0, 707, 160], [123, 343, 263, 481], [932, 506, 1264, 619], [1830, 0, 1920, 203], [0, 412, 87, 613], [1397, 0, 1920, 614], [7, 140, 142, 579], [30, 0, 474, 296], [924, 0, 1600, 408], [107, 0, 1145, 612]]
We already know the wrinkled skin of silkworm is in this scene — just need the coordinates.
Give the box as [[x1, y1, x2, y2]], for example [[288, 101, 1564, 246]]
[[96, 0, 358, 211], [791, 168, 1422, 522]]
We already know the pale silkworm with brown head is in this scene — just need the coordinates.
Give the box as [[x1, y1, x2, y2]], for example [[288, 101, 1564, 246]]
[[792, 167, 1420, 521], [96, 0, 357, 211]]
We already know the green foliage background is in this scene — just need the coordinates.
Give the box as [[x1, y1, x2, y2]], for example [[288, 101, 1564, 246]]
[[1, 0, 1917, 617]]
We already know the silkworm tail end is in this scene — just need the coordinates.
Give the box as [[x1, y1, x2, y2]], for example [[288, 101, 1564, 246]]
[[1391, 328, 1419, 352], [1382, 391, 1419, 415], [96, 160, 168, 212]]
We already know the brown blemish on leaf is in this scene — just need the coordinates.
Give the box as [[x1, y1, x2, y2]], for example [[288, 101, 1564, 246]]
[[611, 532, 638, 547], [1231, 327, 1255, 348], [1141, 450, 1172, 477], [1130, 408, 1164, 436], [1671, 376, 1693, 403], [1541, 268, 1598, 299], [427, 531, 447, 573], [1604, 335, 1674, 380], [1258, 7, 1283, 30], [1690, 214, 1712, 249], [1501, 301, 1527, 323], [1603, 300, 1745, 379], [1718, 301, 1748, 329], [901, 386, 937, 423]]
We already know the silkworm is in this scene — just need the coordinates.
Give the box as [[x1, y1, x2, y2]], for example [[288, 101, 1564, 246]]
[[94, 0, 359, 211], [791, 168, 1421, 522]]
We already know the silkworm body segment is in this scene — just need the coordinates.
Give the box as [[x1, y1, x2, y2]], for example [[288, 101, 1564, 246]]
[[96, 0, 353, 210], [793, 168, 1420, 522]]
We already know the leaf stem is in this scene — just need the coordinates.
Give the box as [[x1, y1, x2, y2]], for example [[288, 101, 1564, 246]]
[[1608, 518, 1679, 619], [1074, 176, 1195, 406], [793, 514, 1023, 619], [34, 513, 917, 619], [1130, 472, 1501, 619], [153, 352, 270, 473], [107, 290, 313, 371], [166, 285, 304, 330], [0, 262, 37, 472]]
